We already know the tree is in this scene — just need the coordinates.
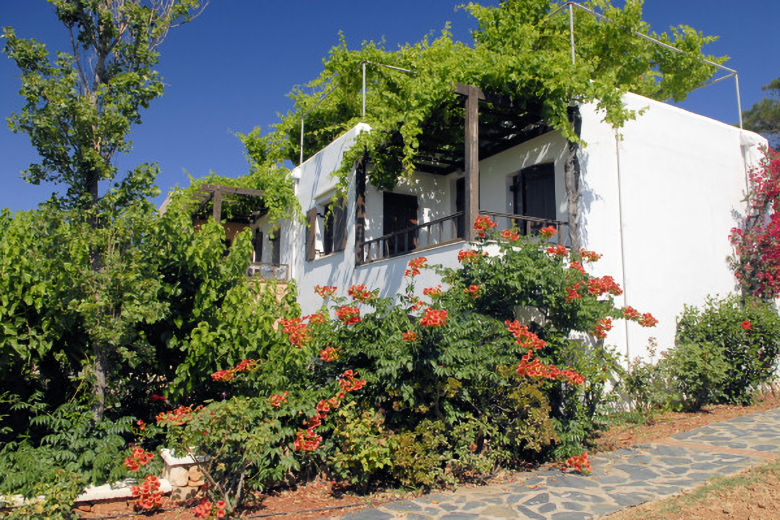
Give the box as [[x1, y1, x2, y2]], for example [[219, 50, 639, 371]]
[[2, 0, 206, 419], [743, 77, 780, 148], [3, 0, 206, 210]]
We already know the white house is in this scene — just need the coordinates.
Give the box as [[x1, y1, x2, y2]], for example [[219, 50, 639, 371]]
[[249, 90, 765, 362]]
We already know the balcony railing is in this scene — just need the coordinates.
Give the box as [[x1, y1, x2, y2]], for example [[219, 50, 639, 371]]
[[356, 210, 568, 265], [247, 262, 289, 280], [479, 210, 569, 245], [357, 212, 464, 265]]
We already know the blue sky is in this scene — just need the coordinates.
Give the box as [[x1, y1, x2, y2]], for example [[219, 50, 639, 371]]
[[1, 1, 778, 212]]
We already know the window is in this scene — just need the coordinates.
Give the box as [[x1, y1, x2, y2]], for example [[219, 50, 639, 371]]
[[510, 163, 556, 235], [383, 192, 418, 256], [305, 196, 347, 261], [252, 229, 263, 262], [271, 229, 281, 265]]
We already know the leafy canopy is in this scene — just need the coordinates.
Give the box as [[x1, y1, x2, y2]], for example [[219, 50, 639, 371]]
[[252, 0, 724, 192], [3, 0, 205, 210]]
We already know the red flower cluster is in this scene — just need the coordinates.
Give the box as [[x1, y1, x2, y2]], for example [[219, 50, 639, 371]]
[[211, 359, 259, 382], [423, 285, 442, 297], [587, 276, 623, 297], [546, 244, 568, 257], [131, 475, 164, 511], [579, 249, 602, 262], [420, 307, 448, 327], [565, 282, 583, 302], [348, 284, 375, 302], [314, 285, 337, 298], [516, 357, 585, 385], [623, 306, 640, 320], [124, 446, 154, 472], [150, 394, 167, 403], [294, 370, 366, 452], [156, 405, 202, 426], [336, 305, 361, 325], [507, 321, 584, 385], [592, 317, 613, 339], [742, 320, 752, 330], [465, 284, 481, 297], [539, 225, 558, 239], [268, 391, 289, 408], [409, 297, 424, 311], [457, 249, 480, 263], [402, 330, 418, 342], [501, 229, 520, 241], [193, 498, 227, 518], [319, 346, 339, 362], [405, 257, 428, 277], [622, 306, 658, 327], [569, 261, 586, 275], [280, 317, 310, 347], [505, 320, 547, 350], [637, 313, 658, 327], [474, 215, 497, 238], [563, 452, 591, 474], [306, 312, 327, 324]]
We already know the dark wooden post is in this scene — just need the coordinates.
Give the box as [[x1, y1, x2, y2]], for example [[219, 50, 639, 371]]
[[212, 189, 223, 222], [456, 84, 484, 242], [354, 155, 367, 264]]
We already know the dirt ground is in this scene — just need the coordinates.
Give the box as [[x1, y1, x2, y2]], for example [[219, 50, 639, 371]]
[[603, 459, 780, 520], [75, 391, 780, 520]]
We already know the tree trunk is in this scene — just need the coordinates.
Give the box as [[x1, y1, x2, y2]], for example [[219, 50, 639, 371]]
[[565, 105, 583, 251]]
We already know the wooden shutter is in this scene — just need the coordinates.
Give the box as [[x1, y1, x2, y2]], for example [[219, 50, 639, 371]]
[[305, 207, 317, 261], [333, 196, 348, 252]]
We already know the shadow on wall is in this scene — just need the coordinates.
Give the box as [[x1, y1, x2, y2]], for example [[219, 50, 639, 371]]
[[576, 147, 601, 248]]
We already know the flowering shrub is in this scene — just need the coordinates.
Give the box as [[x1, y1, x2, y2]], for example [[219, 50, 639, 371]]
[[335, 305, 361, 325], [676, 295, 780, 404], [729, 147, 780, 298]]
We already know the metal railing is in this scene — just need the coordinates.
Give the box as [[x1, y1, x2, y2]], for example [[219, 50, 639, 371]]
[[357, 212, 464, 265], [479, 210, 569, 245], [247, 262, 289, 281]]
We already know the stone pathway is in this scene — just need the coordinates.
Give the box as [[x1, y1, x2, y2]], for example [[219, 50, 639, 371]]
[[331, 407, 780, 520]]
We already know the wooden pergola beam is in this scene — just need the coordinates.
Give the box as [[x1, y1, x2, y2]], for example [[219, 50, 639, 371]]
[[455, 84, 485, 242]]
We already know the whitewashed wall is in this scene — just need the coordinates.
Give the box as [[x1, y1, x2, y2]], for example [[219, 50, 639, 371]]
[[580, 92, 764, 362]]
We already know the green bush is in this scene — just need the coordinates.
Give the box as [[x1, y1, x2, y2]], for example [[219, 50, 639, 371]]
[[662, 341, 729, 411], [327, 402, 395, 487], [676, 295, 780, 404]]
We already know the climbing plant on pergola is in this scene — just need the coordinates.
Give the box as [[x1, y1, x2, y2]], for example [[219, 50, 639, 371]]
[[248, 0, 725, 195]]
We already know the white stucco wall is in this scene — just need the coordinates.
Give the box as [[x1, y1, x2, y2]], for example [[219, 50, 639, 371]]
[[580, 92, 764, 362]]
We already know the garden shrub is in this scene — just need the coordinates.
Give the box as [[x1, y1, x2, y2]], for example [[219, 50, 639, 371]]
[[615, 343, 671, 417], [327, 402, 395, 488], [661, 341, 728, 411], [676, 295, 780, 404]]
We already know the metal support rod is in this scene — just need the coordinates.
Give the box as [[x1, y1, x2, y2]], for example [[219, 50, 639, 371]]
[[299, 82, 339, 165], [568, 2, 575, 65], [735, 73, 744, 129], [568, 2, 736, 74], [299, 118, 305, 165], [700, 71, 735, 89], [362, 61, 366, 119]]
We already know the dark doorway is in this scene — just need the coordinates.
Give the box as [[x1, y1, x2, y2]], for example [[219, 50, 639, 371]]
[[455, 177, 465, 239], [383, 192, 418, 256], [511, 163, 556, 235]]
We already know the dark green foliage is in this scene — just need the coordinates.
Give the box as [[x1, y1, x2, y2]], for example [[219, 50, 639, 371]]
[[662, 341, 729, 411], [676, 295, 780, 404], [742, 77, 780, 148]]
